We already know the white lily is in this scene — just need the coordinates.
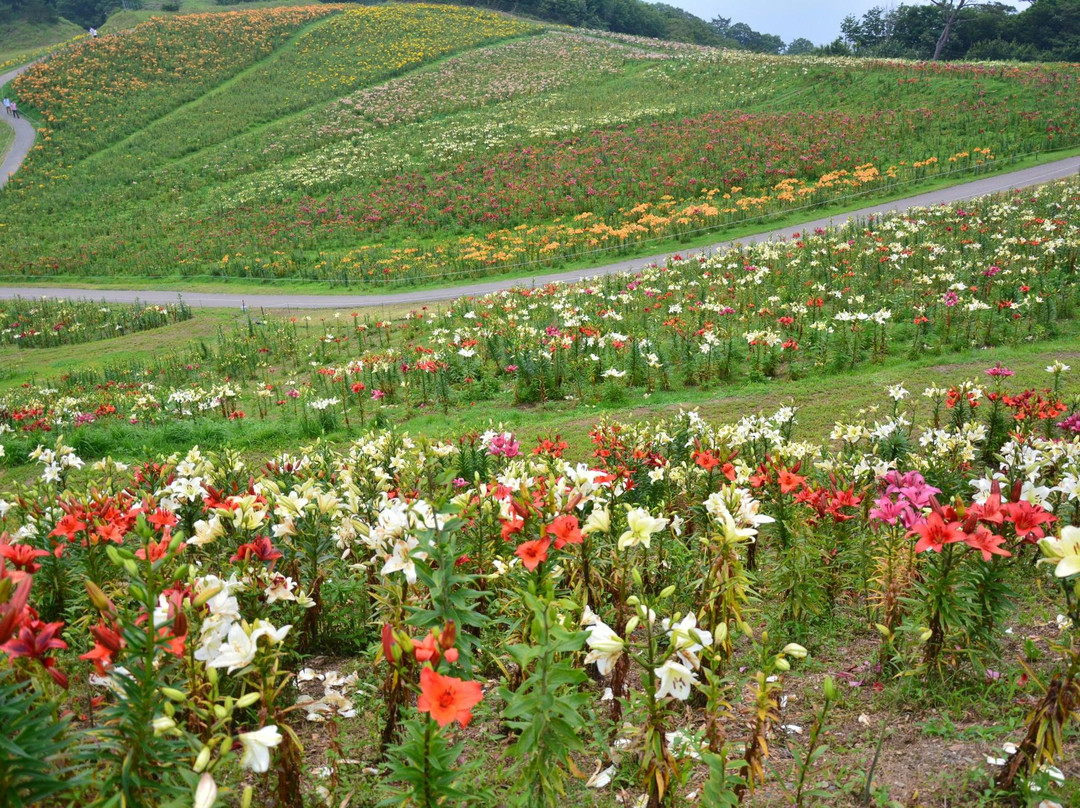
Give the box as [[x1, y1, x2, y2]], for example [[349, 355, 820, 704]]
[[584, 620, 625, 676], [238, 725, 283, 773], [654, 659, 696, 700], [617, 508, 668, 550]]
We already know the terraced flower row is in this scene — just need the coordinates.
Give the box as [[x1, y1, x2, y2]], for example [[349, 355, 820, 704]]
[[11, 5, 341, 163], [0, 296, 191, 348], [2, 10, 1079, 283], [2, 178, 1078, 458]]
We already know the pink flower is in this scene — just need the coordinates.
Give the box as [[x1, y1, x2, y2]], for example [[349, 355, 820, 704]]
[[371, 389, 385, 400]]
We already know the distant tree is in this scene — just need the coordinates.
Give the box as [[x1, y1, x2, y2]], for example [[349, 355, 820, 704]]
[[785, 36, 816, 54], [929, 0, 972, 59], [709, 15, 784, 52], [817, 36, 854, 55]]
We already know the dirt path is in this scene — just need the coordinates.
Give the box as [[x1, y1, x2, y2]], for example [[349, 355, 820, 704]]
[[0, 62, 38, 188]]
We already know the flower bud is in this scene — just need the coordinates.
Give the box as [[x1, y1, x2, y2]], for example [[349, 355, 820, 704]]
[[659, 585, 676, 599], [774, 656, 791, 671], [193, 585, 223, 609], [714, 623, 728, 645], [823, 676, 839, 701], [162, 687, 187, 702], [439, 620, 457, 650], [152, 715, 177, 736], [193, 746, 212, 773], [918, 627, 933, 643], [194, 773, 217, 808], [236, 691, 261, 709], [626, 595, 640, 607], [631, 567, 643, 588], [84, 580, 113, 613], [781, 643, 808, 659], [241, 786, 253, 808], [874, 623, 892, 638], [625, 616, 640, 635]]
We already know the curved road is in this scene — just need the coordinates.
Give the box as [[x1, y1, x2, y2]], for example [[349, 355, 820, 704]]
[[0, 98, 1077, 307], [0, 63, 38, 189]]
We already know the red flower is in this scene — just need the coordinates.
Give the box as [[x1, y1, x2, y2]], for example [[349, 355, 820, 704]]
[[145, 507, 178, 532], [693, 451, 720, 471], [417, 666, 483, 728], [2, 619, 69, 688], [777, 469, 806, 495], [1005, 501, 1055, 543], [231, 536, 283, 563], [500, 515, 524, 542], [964, 525, 1011, 562], [135, 536, 175, 562], [0, 541, 50, 574], [515, 538, 550, 572], [49, 513, 86, 541], [80, 622, 124, 675], [548, 515, 582, 549], [414, 631, 441, 664], [908, 512, 966, 554]]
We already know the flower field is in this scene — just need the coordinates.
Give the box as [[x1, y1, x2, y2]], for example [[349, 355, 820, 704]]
[[0, 296, 191, 349], [1, 7, 1079, 283], [5, 7, 1080, 803], [1, 364, 1079, 805], [2, 177, 1078, 461]]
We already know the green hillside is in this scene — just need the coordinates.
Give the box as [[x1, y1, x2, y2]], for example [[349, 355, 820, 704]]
[[2, 4, 1078, 289]]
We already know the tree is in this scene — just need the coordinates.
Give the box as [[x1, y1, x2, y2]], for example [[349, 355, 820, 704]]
[[709, 15, 784, 53], [785, 37, 816, 55], [929, 0, 972, 59]]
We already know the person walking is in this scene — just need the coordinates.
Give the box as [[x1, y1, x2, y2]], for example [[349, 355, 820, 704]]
[[3, 98, 9, 115], [9, 101, 18, 119]]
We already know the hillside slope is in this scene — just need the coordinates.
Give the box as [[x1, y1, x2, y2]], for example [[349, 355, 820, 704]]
[[1, 4, 1079, 288]]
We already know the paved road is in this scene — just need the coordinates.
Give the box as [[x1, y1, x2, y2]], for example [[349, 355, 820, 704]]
[[1, 151, 1078, 309], [0, 63, 38, 189]]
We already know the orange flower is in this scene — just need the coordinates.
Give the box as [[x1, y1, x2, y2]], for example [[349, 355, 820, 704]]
[[515, 537, 550, 571], [417, 666, 483, 728], [548, 515, 582, 549], [777, 469, 806, 495]]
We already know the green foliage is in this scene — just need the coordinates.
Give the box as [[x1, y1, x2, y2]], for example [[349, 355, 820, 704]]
[[406, 523, 490, 672], [699, 748, 745, 807], [380, 713, 483, 808], [0, 672, 78, 807], [499, 589, 589, 807]]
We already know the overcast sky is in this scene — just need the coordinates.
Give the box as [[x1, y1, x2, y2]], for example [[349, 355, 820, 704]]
[[674, 1, 1026, 47]]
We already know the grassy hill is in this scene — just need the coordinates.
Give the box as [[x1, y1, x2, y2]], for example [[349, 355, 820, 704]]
[[1, 4, 1078, 290], [0, 13, 84, 68]]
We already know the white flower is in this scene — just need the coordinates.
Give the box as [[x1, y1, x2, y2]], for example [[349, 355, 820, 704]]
[[250, 619, 291, 646], [617, 508, 668, 550], [654, 659, 696, 700], [238, 725, 283, 773], [582, 508, 610, 536], [380, 536, 422, 584], [207, 623, 258, 673], [586, 764, 616, 788], [584, 620, 625, 676], [664, 612, 713, 669], [264, 576, 298, 604], [194, 773, 218, 808]]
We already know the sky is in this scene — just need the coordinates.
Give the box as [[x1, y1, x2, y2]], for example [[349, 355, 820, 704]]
[[672, 1, 1025, 47]]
